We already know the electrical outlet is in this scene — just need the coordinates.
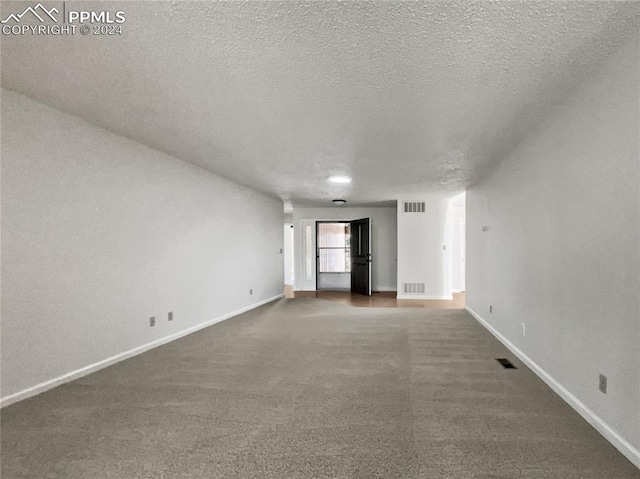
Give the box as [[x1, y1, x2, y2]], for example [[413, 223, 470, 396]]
[[250, 289, 253, 295], [168, 311, 173, 321], [489, 305, 493, 313], [521, 322, 526, 336], [599, 374, 607, 394], [149, 316, 156, 327]]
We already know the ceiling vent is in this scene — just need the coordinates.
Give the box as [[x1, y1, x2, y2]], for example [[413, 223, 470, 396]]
[[403, 201, 425, 213], [402, 282, 426, 295]]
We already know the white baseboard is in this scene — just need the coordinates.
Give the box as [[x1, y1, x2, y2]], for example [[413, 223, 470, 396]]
[[396, 294, 453, 300], [465, 306, 640, 470], [0, 294, 284, 408]]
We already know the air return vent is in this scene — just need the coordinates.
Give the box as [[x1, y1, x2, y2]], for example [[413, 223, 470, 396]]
[[403, 201, 426, 213], [403, 282, 426, 294], [496, 358, 517, 369]]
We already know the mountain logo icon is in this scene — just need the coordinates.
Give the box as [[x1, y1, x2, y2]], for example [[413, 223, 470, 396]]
[[1, 3, 59, 23]]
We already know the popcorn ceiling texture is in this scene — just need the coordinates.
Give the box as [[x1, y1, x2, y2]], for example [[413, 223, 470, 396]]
[[1, 1, 638, 205]]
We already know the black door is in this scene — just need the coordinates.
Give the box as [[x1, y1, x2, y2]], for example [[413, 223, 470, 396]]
[[350, 217, 371, 295]]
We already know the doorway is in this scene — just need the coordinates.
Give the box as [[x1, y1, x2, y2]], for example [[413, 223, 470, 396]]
[[316, 222, 351, 291], [314, 218, 372, 295], [299, 217, 372, 294]]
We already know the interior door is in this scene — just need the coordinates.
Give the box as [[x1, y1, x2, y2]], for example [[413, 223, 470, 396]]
[[350, 217, 371, 295]]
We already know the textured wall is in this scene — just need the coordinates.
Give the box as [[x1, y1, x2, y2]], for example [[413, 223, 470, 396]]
[[466, 34, 640, 460], [1, 90, 284, 401]]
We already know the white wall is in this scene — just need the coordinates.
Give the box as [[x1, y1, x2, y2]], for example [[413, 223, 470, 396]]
[[397, 195, 456, 299], [1, 89, 284, 404], [292, 207, 397, 292], [466, 34, 640, 466]]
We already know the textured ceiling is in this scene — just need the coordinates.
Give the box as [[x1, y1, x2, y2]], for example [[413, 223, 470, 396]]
[[2, 1, 638, 206]]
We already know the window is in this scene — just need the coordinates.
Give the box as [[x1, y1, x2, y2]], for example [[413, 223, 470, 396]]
[[317, 223, 350, 273]]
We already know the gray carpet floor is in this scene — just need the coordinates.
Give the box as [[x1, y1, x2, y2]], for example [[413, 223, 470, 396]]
[[2, 298, 639, 478]]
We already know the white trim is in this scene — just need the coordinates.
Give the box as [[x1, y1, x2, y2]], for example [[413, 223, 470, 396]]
[[465, 306, 640, 470], [0, 294, 284, 408], [396, 294, 453, 300], [452, 289, 462, 294]]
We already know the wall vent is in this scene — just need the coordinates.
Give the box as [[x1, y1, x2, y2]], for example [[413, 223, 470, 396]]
[[402, 282, 426, 294], [403, 201, 426, 213]]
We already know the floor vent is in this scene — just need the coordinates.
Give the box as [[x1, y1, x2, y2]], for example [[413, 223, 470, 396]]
[[403, 201, 426, 213], [402, 282, 425, 294], [496, 358, 517, 369]]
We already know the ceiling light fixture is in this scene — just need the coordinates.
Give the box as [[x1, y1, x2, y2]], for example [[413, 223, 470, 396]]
[[328, 175, 352, 184], [332, 199, 347, 205]]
